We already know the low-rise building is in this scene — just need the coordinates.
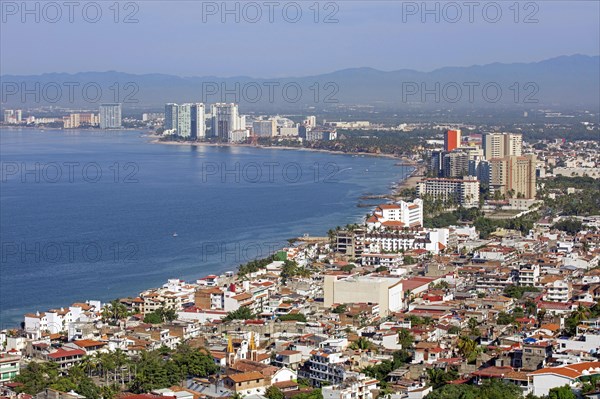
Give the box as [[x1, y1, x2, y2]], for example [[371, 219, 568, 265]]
[[0, 354, 20, 383], [321, 373, 378, 399]]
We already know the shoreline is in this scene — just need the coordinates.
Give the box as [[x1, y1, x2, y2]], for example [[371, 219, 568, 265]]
[[2, 132, 420, 329], [149, 137, 419, 164]]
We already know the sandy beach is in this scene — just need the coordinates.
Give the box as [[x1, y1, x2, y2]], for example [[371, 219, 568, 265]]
[[149, 137, 420, 163]]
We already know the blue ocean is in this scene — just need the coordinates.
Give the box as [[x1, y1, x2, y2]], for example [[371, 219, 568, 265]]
[[0, 128, 412, 327]]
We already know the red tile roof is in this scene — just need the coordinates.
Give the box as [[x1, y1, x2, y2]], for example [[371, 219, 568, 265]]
[[47, 348, 85, 359]]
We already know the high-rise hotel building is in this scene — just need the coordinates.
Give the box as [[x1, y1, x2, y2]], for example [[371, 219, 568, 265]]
[[489, 154, 537, 199], [483, 132, 522, 160], [211, 103, 240, 141], [190, 103, 206, 139], [164, 103, 205, 139], [99, 104, 122, 129], [252, 119, 277, 137], [444, 129, 461, 152]]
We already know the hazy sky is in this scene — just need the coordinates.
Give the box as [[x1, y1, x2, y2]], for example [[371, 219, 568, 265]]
[[1, 1, 598, 77]]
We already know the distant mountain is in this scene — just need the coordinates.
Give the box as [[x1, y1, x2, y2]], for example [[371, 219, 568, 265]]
[[1, 55, 598, 112]]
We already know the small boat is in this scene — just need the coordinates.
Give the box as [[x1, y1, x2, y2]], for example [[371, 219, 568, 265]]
[[172, 232, 178, 237]]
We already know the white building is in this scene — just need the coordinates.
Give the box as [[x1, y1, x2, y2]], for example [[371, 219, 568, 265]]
[[322, 373, 378, 399], [557, 332, 600, 354], [211, 103, 243, 141], [417, 177, 479, 207], [364, 229, 448, 255], [323, 275, 404, 315], [528, 361, 600, 396], [544, 280, 572, 302], [278, 126, 299, 137], [3, 109, 23, 124], [370, 199, 423, 229], [299, 350, 348, 387], [99, 104, 122, 129], [164, 103, 205, 139], [304, 116, 317, 128]]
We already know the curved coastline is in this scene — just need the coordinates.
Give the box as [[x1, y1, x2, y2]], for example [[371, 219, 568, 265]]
[[1, 129, 418, 327]]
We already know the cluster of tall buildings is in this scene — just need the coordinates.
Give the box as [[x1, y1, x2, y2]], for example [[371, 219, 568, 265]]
[[420, 130, 537, 207], [165, 102, 247, 142], [165, 103, 208, 140], [163, 102, 336, 143]]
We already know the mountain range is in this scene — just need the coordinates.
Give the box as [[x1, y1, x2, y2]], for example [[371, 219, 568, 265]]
[[1, 55, 598, 112]]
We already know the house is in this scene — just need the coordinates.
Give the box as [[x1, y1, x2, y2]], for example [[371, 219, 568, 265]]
[[412, 342, 443, 364], [528, 361, 600, 396], [0, 354, 20, 383], [46, 348, 85, 370], [272, 350, 303, 370], [321, 373, 378, 399], [69, 339, 108, 355], [222, 371, 267, 396]]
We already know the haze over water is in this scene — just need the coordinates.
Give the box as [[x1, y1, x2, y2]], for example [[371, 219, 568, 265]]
[[0, 128, 411, 327]]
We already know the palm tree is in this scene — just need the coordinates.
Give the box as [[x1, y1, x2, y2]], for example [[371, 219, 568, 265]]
[[102, 299, 128, 325], [327, 229, 336, 245], [467, 317, 480, 336], [397, 328, 414, 349], [536, 309, 546, 327], [427, 368, 454, 388], [350, 337, 373, 351], [79, 354, 98, 377], [457, 336, 477, 361], [573, 305, 591, 322]]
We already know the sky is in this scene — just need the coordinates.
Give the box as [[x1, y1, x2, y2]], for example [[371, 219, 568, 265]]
[[1, 1, 599, 77]]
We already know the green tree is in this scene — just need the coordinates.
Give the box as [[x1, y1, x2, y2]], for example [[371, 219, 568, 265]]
[[467, 318, 479, 331], [552, 219, 584, 235], [497, 312, 515, 325], [129, 350, 180, 393], [172, 345, 219, 378], [102, 300, 128, 325], [425, 379, 521, 399], [548, 385, 576, 399], [448, 326, 461, 335], [564, 305, 592, 336], [350, 337, 374, 351], [332, 304, 347, 314], [143, 307, 177, 324], [278, 313, 307, 322], [265, 386, 285, 399], [224, 306, 255, 321], [397, 329, 414, 349], [426, 368, 458, 388], [143, 312, 163, 324], [403, 256, 417, 265], [457, 336, 478, 362], [340, 264, 355, 272], [503, 285, 541, 299], [14, 362, 60, 394]]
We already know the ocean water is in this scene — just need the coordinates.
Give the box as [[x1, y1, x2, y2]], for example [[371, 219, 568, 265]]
[[0, 128, 412, 327]]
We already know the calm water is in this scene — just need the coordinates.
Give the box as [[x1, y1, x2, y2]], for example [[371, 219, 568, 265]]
[[0, 128, 412, 327]]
